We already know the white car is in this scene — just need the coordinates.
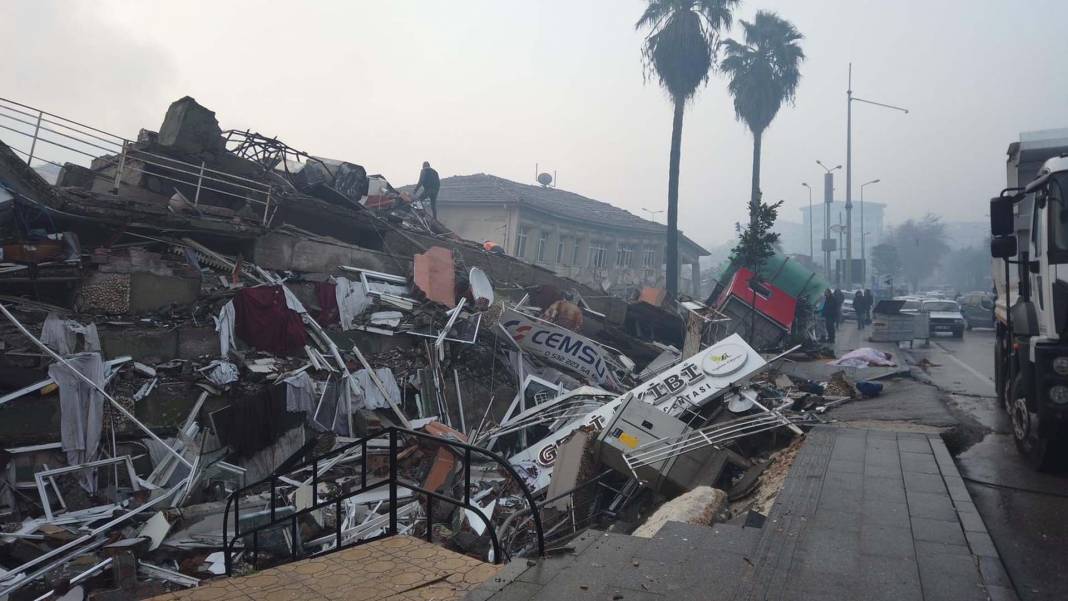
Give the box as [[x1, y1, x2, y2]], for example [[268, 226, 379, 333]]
[[894, 297, 923, 314], [920, 299, 966, 338]]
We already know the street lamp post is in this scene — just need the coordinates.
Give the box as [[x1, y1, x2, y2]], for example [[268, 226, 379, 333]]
[[641, 208, 664, 223], [860, 178, 880, 285], [801, 182, 813, 261], [816, 160, 842, 282], [845, 63, 908, 287]]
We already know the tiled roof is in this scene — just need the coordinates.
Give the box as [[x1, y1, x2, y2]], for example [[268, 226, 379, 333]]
[[424, 173, 708, 255]]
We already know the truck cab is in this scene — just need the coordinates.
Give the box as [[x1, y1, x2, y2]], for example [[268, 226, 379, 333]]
[[990, 131, 1068, 468]]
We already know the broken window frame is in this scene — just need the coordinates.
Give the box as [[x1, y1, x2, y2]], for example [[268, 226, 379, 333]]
[[35, 456, 140, 521], [616, 245, 633, 268], [536, 230, 547, 262]]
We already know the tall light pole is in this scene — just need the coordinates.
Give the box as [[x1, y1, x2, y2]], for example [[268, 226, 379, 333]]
[[816, 160, 842, 281], [845, 63, 908, 287], [801, 182, 813, 261], [860, 178, 880, 285], [641, 208, 664, 223]]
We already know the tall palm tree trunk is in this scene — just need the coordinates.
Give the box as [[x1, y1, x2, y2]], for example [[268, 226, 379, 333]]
[[749, 129, 762, 228], [666, 97, 684, 299]]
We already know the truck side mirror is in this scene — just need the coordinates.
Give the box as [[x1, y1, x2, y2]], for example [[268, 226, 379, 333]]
[[991, 235, 1017, 258], [990, 197, 1014, 236]]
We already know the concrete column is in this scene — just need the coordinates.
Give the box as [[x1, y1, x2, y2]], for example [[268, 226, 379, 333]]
[[691, 261, 702, 298]]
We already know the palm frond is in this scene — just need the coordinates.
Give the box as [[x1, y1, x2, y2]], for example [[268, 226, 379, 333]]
[[643, 10, 712, 101], [720, 11, 805, 134]]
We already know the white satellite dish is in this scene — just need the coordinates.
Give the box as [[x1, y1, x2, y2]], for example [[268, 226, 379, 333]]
[[537, 172, 553, 187], [469, 267, 494, 307]]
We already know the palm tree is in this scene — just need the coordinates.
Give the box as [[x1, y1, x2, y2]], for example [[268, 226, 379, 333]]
[[721, 11, 804, 228], [637, 0, 737, 299]]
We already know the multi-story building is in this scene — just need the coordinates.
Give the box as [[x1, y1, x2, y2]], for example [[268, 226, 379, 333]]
[[430, 174, 709, 298], [797, 200, 886, 278]]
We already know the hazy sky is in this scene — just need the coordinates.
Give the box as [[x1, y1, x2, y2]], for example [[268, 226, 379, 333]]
[[4, 0, 1068, 251]]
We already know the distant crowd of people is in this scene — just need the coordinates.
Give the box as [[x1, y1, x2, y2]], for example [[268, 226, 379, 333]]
[[819, 287, 874, 343]]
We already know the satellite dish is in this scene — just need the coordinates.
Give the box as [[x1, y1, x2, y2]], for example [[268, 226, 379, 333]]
[[469, 267, 494, 308], [727, 393, 755, 413], [537, 172, 553, 187]]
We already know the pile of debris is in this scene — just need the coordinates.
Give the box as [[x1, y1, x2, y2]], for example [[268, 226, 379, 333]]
[[0, 95, 880, 599]]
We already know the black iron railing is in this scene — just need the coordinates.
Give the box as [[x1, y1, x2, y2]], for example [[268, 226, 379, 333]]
[[222, 427, 545, 575]]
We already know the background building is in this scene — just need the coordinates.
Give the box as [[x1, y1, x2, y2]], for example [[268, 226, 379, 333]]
[[430, 174, 709, 298], [793, 200, 887, 281]]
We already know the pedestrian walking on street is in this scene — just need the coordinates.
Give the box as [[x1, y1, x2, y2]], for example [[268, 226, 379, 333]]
[[833, 287, 845, 327], [821, 288, 838, 343], [854, 289, 866, 328], [862, 289, 874, 326], [414, 161, 441, 219]]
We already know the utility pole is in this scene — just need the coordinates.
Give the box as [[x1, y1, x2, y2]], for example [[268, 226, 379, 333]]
[[816, 161, 841, 282], [860, 178, 880, 286], [844, 63, 908, 287]]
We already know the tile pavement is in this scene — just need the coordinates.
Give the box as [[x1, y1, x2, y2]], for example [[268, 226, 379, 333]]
[[148, 535, 500, 601], [465, 426, 1019, 601]]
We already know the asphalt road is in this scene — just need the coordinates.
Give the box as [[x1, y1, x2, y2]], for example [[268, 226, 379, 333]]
[[907, 328, 1068, 601]]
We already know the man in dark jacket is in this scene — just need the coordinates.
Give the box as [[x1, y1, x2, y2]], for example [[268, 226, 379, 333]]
[[415, 161, 441, 218], [821, 289, 838, 343], [863, 289, 875, 326], [833, 287, 846, 326], [854, 290, 867, 328]]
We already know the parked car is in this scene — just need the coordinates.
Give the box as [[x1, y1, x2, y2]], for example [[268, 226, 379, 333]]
[[841, 297, 855, 321], [920, 299, 966, 338], [957, 291, 995, 329], [895, 296, 924, 314]]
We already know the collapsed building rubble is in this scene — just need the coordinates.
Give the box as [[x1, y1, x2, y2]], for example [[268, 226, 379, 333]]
[[0, 94, 883, 599]]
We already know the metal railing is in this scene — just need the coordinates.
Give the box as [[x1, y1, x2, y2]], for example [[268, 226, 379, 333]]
[[0, 97, 274, 224], [221, 427, 545, 575]]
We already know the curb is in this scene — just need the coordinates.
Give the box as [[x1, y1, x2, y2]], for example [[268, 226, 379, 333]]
[[927, 434, 1020, 601]]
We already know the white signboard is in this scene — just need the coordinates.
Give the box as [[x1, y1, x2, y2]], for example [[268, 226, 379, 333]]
[[509, 334, 766, 491], [500, 307, 628, 392]]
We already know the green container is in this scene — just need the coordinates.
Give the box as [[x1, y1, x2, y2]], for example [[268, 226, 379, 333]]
[[719, 253, 828, 305]]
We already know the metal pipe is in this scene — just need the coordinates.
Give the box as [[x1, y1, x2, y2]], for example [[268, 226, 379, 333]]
[[194, 161, 206, 205], [25, 111, 42, 166]]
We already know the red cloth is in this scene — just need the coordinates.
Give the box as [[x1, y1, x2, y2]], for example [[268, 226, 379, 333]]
[[233, 286, 307, 355], [315, 282, 340, 325]]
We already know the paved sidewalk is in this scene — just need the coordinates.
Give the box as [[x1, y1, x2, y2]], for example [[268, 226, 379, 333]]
[[468, 427, 1016, 601], [149, 536, 499, 601]]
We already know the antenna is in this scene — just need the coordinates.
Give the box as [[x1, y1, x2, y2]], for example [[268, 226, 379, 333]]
[[537, 172, 554, 187]]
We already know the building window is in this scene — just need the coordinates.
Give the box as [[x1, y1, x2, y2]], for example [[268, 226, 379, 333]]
[[589, 244, 608, 269], [572, 239, 582, 266], [642, 248, 657, 267], [616, 245, 633, 268], [536, 231, 548, 262], [556, 237, 566, 264], [516, 227, 529, 258]]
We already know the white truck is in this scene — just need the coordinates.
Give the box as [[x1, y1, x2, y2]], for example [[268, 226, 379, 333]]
[[989, 129, 1068, 469]]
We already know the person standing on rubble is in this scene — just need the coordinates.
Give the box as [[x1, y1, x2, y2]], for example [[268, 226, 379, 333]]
[[414, 161, 441, 219], [821, 288, 838, 343]]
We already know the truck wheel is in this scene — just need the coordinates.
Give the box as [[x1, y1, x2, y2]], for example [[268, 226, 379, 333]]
[[1010, 376, 1052, 470], [953, 327, 964, 339]]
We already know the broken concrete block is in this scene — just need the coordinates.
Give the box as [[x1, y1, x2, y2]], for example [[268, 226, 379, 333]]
[[56, 162, 97, 190], [631, 486, 727, 538], [157, 96, 225, 155]]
